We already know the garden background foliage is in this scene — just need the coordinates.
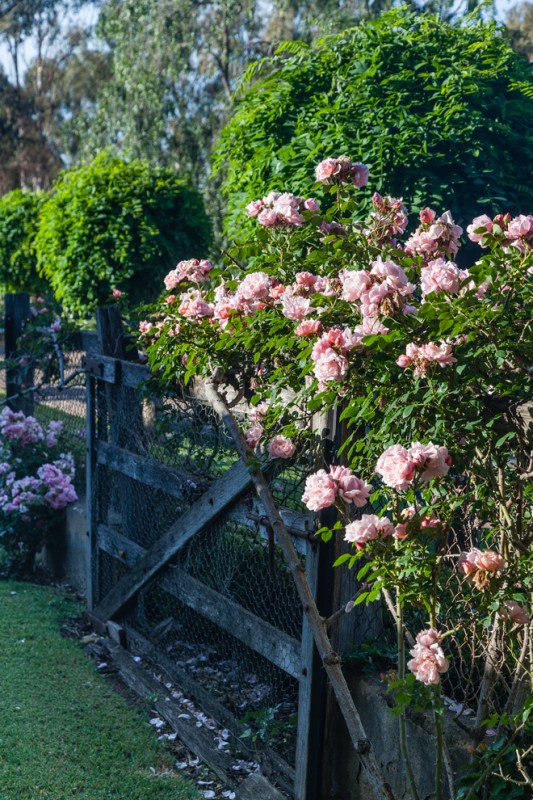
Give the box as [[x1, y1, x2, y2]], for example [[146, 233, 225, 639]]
[[215, 9, 533, 242], [34, 153, 212, 315]]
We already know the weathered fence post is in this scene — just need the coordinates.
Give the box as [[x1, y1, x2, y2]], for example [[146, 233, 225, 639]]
[[4, 292, 33, 415], [306, 405, 385, 799]]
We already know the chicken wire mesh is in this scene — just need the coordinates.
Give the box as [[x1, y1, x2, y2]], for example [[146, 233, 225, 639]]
[[91, 384, 309, 763]]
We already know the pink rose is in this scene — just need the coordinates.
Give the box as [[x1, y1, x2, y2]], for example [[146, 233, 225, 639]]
[[303, 198, 320, 211], [257, 208, 278, 227], [248, 401, 269, 423], [302, 470, 337, 511], [409, 442, 451, 483], [420, 259, 463, 296], [475, 550, 506, 572], [281, 295, 311, 321], [351, 162, 369, 188], [341, 270, 372, 302], [506, 214, 533, 239], [419, 207, 436, 224], [237, 272, 272, 301], [344, 514, 394, 549], [246, 423, 263, 448], [466, 215, 493, 244], [313, 349, 349, 383], [329, 466, 372, 507], [295, 319, 322, 337], [315, 158, 340, 182], [164, 270, 180, 291], [112, 288, 122, 299], [376, 445, 416, 490], [457, 549, 480, 576], [416, 629, 441, 648], [268, 435, 296, 459], [407, 639, 449, 685], [396, 353, 413, 368], [295, 271, 318, 288], [246, 199, 264, 218], [500, 601, 530, 626]]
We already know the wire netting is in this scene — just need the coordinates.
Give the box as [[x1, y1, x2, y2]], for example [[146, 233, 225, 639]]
[[92, 384, 308, 765]]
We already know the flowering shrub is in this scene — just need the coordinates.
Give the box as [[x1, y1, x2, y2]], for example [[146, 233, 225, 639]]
[[141, 160, 532, 797], [0, 407, 77, 576]]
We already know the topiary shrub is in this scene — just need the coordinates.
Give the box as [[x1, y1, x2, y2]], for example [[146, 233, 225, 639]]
[[0, 190, 49, 294], [214, 9, 533, 242], [35, 153, 212, 316]]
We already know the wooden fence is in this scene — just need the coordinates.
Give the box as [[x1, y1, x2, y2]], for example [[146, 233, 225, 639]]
[[3, 296, 384, 798]]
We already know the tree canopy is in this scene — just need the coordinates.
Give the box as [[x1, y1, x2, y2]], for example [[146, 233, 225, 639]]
[[0, 189, 47, 293], [35, 153, 212, 315], [214, 8, 533, 238]]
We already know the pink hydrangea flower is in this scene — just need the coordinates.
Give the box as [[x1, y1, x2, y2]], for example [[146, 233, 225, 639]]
[[344, 514, 394, 549], [268, 435, 296, 459]]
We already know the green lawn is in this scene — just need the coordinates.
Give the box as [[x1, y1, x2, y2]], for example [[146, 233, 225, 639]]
[[0, 581, 202, 800]]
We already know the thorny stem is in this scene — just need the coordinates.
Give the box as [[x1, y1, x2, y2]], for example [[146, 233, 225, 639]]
[[397, 593, 420, 800]]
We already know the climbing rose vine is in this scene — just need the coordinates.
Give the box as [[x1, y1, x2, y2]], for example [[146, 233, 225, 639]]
[[141, 158, 532, 797]]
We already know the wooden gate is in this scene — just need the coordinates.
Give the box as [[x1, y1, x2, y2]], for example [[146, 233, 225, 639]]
[[84, 311, 328, 798]]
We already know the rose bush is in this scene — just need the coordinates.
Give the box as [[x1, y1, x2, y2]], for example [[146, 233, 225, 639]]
[[140, 160, 532, 798]]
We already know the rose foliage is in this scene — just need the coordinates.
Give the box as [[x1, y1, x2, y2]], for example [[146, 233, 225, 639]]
[[141, 159, 532, 794], [0, 407, 77, 577]]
